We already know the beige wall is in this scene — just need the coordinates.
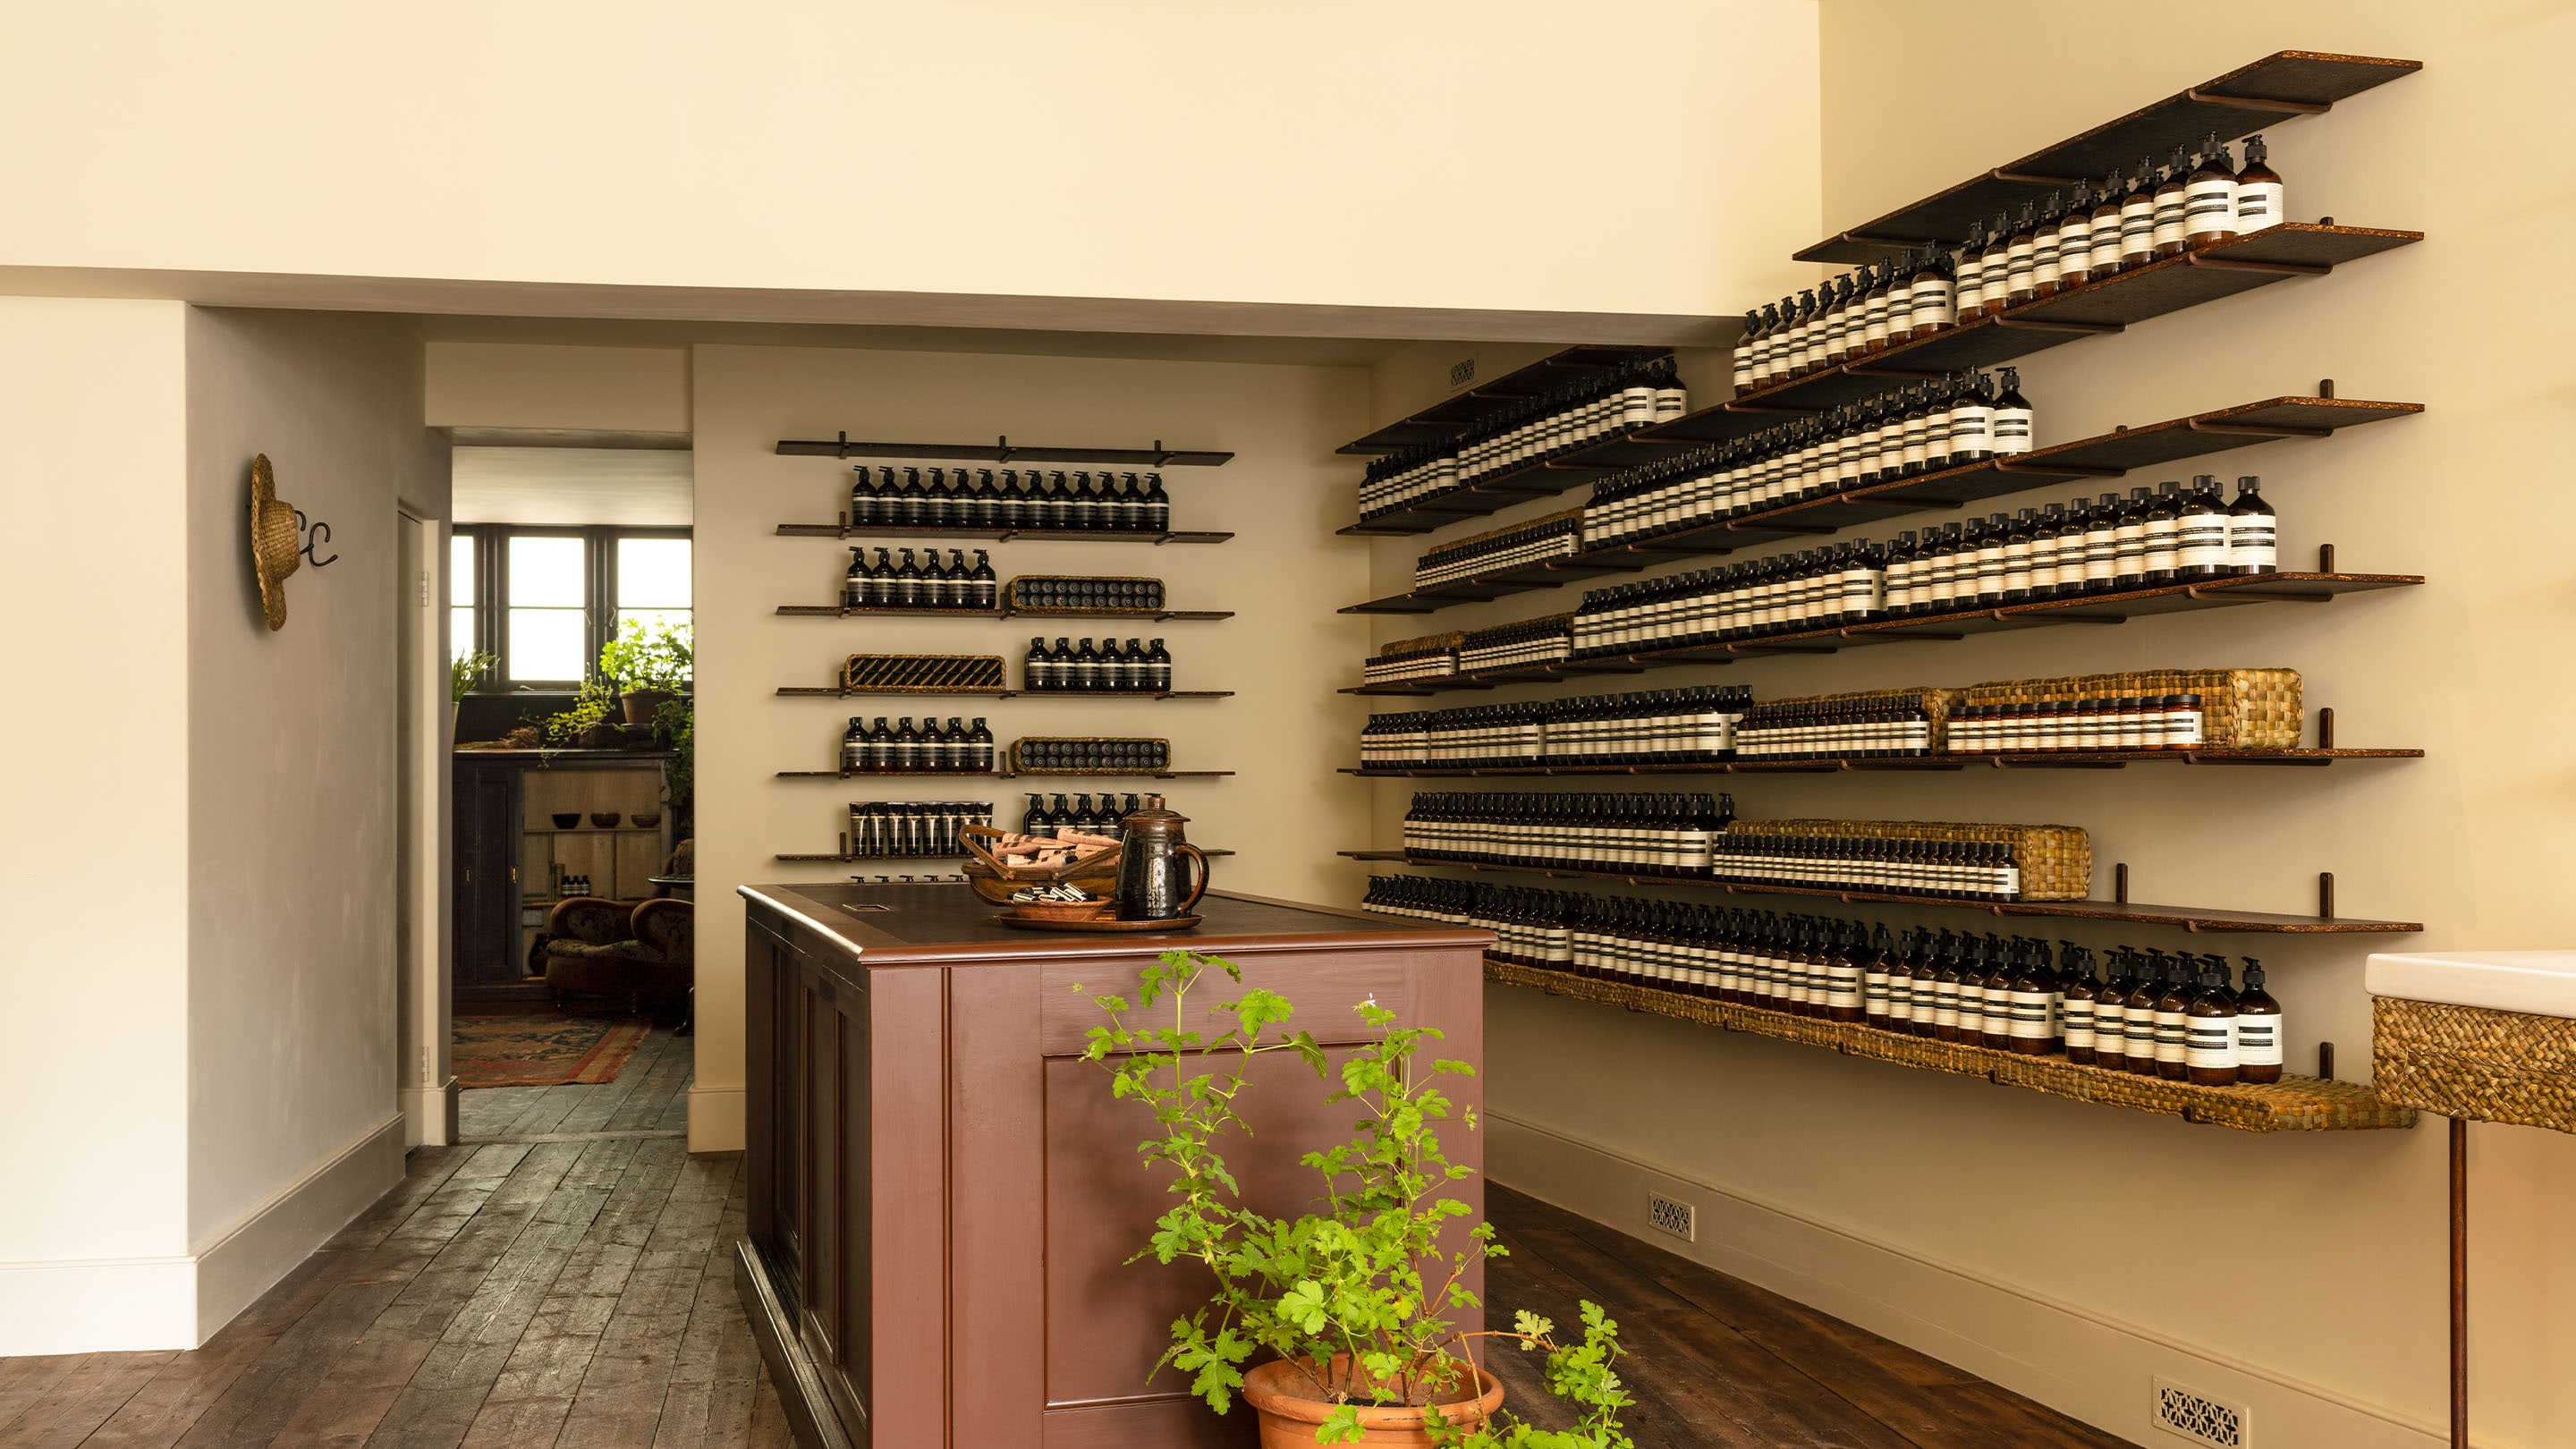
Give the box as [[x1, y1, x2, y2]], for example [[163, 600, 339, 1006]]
[[1413, 5, 2576, 1446], [686, 343, 1376, 1148], [0, 3, 1817, 327]]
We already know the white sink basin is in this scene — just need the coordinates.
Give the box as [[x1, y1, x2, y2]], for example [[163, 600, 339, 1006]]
[[2367, 952, 2576, 1021]]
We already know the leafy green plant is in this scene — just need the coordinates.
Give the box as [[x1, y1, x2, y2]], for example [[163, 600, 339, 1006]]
[[652, 694, 694, 824], [543, 677, 620, 745], [1083, 950, 1631, 1448], [598, 617, 692, 695], [450, 650, 496, 702]]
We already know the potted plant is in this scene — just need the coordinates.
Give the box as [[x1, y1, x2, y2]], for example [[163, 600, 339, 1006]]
[[449, 650, 496, 734], [599, 617, 693, 724], [544, 677, 624, 749], [1084, 951, 1633, 1448]]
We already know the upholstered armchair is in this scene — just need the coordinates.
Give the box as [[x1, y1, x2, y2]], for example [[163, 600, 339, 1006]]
[[538, 895, 694, 1022]]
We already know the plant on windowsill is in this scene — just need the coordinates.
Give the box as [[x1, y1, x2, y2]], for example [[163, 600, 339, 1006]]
[[1083, 950, 1632, 1448], [449, 650, 496, 736], [600, 618, 694, 724], [543, 677, 624, 749]]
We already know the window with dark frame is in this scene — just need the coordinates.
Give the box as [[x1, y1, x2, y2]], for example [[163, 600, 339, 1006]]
[[448, 525, 691, 690]]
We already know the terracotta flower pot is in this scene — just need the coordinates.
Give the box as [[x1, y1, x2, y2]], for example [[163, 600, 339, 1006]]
[[621, 689, 674, 725], [1241, 1358, 1504, 1448]]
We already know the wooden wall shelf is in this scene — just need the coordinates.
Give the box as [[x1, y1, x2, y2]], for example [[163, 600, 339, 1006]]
[[1475, 956, 2414, 1132], [1651, 226, 2419, 450], [1341, 747, 2420, 776], [1341, 395, 2419, 608], [1342, 568, 2419, 695], [1796, 51, 2420, 265], [777, 848, 1235, 863], [777, 523, 1233, 546], [779, 686, 1233, 700], [775, 433, 1232, 466], [1337, 345, 1672, 457], [777, 604, 1233, 623], [777, 769, 1233, 781], [1337, 852, 2419, 934]]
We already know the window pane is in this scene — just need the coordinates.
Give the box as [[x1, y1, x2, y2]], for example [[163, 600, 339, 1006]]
[[617, 538, 691, 608], [450, 607, 478, 665], [507, 535, 586, 607], [450, 533, 476, 599], [508, 607, 587, 681], [615, 608, 692, 648]]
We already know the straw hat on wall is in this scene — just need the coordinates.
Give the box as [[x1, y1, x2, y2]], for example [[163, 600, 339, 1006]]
[[250, 453, 301, 631]]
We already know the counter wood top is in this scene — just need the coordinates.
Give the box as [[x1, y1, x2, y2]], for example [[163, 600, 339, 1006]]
[[741, 880, 1490, 967]]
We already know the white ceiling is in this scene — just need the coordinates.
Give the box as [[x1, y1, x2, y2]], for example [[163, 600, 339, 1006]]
[[452, 446, 693, 526]]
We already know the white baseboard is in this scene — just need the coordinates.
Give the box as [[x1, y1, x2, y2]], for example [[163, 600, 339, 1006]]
[[401, 1077, 461, 1147], [0, 1254, 197, 1355], [0, 1114, 404, 1354], [1487, 1110, 2468, 1449], [688, 1085, 745, 1152], [192, 1112, 407, 1344]]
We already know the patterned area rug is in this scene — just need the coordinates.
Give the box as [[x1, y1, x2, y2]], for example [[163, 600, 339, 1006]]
[[453, 1005, 651, 1089]]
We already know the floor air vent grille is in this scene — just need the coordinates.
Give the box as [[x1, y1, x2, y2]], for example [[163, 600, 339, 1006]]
[[2154, 1377, 2248, 1448]]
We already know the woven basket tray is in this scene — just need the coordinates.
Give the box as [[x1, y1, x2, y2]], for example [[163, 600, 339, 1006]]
[[1960, 669, 2301, 749], [1743, 686, 1960, 750], [842, 653, 1008, 691], [2372, 996, 2576, 1133], [1725, 817, 2092, 901]]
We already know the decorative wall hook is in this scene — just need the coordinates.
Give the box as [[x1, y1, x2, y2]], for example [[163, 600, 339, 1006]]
[[292, 509, 339, 567]]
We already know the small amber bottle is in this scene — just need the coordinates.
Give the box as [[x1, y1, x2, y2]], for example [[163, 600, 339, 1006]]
[[2151, 145, 2193, 259], [2185, 955, 2241, 1086], [2234, 958, 2284, 1084]]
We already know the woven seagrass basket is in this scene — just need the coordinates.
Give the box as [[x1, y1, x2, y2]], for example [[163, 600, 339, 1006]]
[[1003, 575, 1165, 614], [842, 653, 1009, 691], [1960, 668, 2301, 748], [1007, 735, 1170, 774], [2372, 996, 2576, 1133]]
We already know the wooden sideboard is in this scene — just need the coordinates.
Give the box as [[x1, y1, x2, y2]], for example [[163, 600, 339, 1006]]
[[736, 881, 1492, 1449]]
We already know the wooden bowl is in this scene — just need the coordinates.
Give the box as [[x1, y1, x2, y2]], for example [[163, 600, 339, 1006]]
[[589, 811, 622, 828], [1001, 898, 1114, 924], [551, 812, 582, 829]]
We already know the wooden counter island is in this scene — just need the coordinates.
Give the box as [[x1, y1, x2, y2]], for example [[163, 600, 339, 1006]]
[[735, 881, 1493, 1449]]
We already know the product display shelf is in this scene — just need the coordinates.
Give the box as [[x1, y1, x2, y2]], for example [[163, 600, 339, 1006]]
[[777, 848, 1235, 863], [1340, 564, 2419, 696], [777, 604, 1233, 622], [1339, 429, 1695, 536], [777, 523, 1233, 546], [1338, 394, 2420, 613], [1340, 747, 2420, 776], [1336, 345, 1674, 458], [1336, 852, 2419, 934], [1645, 225, 2420, 451], [1795, 51, 2420, 265], [1471, 955, 2413, 1132], [778, 686, 1233, 700], [775, 432, 1232, 466], [776, 768, 1234, 781]]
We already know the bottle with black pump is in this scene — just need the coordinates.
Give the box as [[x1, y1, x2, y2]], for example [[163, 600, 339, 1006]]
[[2185, 134, 2241, 248], [843, 547, 869, 607], [2187, 956, 2241, 1086], [2235, 135, 2284, 233], [2089, 172, 2127, 275], [2152, 953, 2195, 1080], [1143, 473, 1172, 534], [2029, 191, 2065, 300], [2055, 180, 2096, 289], [891, 548, 922, 607], [1023, 637, 1053, 692], [2235, 958, 2284, 1083], [2004, 203, 2040, 306], [2119, 162, 2159, 270], [841, 716, 867, 773], [2061, 946, 2101, 1064], [2092, 949, 2132, 1072], [919, 548, 952, 609]]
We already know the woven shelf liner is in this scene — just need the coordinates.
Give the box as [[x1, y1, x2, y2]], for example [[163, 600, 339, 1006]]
[[2372, 996, 2576, 1134], [1484, 959, 2412, 1133]]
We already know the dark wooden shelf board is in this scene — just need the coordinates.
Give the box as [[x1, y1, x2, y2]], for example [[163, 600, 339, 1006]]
[[1340, 748, 2420, 776], [1349, 572, 2419, 694], [775, 523, 1233, 545], [775, 605, 1232, 622], [775, 434, 1231, 466], [1641, 226, 2420, 451], [1340, 852, 2419, 933], [778, 686, 1232, 699], [1337, 346, 1673, 455], [1476, 958, 2414, 1131], [1345, 426, 1691, 534], [778, 848, 1236, 862], [1341, 395, 2419, 611], [1794, 52, 2422, 265], [779, 769, 1233, 781]]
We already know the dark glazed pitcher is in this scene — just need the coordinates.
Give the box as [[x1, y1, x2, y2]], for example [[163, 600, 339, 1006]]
[[1114, 794, 1210, 921]]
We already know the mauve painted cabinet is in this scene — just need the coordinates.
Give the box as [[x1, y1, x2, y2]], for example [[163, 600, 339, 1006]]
[[735, 882, 1491, 1449]]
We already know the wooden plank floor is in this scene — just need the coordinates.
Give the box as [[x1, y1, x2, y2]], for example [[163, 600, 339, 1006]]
[[2, 1022, 2135, 1449], [0, 1026, 791, 1449], [1481, 1183, 2140, 1448]]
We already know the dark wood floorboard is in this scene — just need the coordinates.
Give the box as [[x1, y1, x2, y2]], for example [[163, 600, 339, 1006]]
[[1483, 1183, 2140, 1449]]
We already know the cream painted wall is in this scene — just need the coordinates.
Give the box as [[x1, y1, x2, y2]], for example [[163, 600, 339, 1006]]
[[0, 3, 1817, 325], [0, 300, 196, 1351], [424, 343, 691, 436], [183, 310, 449, 1330], [688, 343, 1374, 1148], [1373, 5, 2576, 1446]]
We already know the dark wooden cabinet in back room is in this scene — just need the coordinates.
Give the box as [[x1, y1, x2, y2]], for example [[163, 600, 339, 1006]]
[[735, 882, 1491, 1449]]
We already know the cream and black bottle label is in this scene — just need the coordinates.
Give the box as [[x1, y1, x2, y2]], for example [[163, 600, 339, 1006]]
[[2230, 474, 2278, 572], [1990, 368, 2032, 454], [2175, 476, 2233, 576], [2236, 135, 2284, 232]]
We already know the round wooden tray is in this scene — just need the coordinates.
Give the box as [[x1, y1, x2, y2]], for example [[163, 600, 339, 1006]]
[[994, 912, 1202, 934]]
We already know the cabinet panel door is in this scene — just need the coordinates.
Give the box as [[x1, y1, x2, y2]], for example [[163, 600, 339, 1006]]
[[452, 769, 521, 985]]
